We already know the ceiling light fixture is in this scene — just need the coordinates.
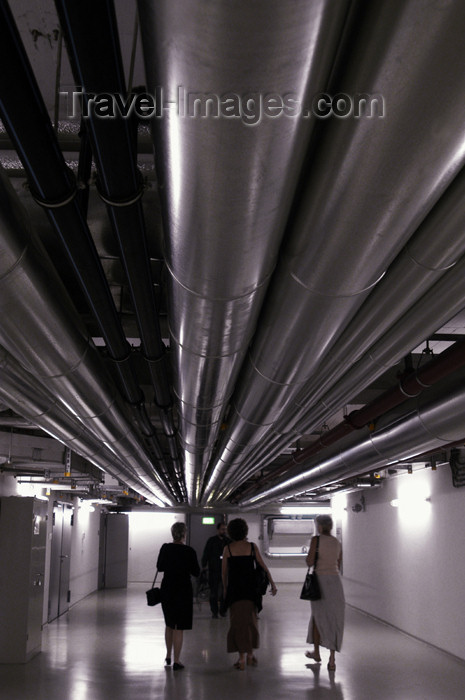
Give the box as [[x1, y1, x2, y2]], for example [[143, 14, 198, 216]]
[[279, 505, 331, 515]]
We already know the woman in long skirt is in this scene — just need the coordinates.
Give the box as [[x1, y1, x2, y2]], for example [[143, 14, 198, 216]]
[[222, 518, 277, 670], [305, 514, 345, 671]]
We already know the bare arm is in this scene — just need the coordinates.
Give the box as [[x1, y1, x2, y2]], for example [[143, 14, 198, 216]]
[[305, 536, 318, 568], [253, 543, 278, 596], [222, 544, 229, 592]]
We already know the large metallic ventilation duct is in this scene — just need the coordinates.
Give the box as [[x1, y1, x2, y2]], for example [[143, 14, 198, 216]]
[[240, 368, 465, 508], [0, 167, 173, 506], [137, 0, 352, 502], [222, 165, 465, 495], [54, 0, 185, 500], [296, 256, 465, 434], [0, 0, 179, 497], [290, 166, 465, 420], [205, 0, 465, 503], [237, 336, 465, 502], [0, 348, 158, 503], [229, 253, 465, 497], [0, 1, 138, 407]]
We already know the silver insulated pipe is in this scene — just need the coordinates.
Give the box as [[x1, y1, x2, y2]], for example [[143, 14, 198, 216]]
[[204, 0, 465, 504], [0, 167, 173, 506], [137, 0, 352, 502], [239, 369, 465, 508]]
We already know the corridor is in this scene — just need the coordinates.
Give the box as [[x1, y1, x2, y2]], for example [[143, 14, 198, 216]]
[[0, 583, 463, 700]]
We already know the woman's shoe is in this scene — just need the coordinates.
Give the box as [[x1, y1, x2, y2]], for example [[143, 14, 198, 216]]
[[233, 660, 245, 670], [246, 656, 258, 666], [305, 651, 321, 662], [173, 662, 184, 670], [165, 657, 171, 666]]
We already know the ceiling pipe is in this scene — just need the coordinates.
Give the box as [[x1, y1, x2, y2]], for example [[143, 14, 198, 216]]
[[240, 368, 465, 508], [289, 163, 465, 427], [204, 0, 465, 503], [236, 336, 465, 501], [54, 0, 185, 501], [0, 416, 34, 429], [0, 1, 171, 481], [137, 0, 353, 502], [295, 254, 465, 437], [227, 252, 465, 498], [221, 163, 465, 494], [0, 166, 174, 505], [0, 346, 163, 504]]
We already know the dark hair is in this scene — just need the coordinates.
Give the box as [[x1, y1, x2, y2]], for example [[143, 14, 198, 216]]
[[216, 522, 226, 530], [227, 518, 248, 541], [171, 521, 186, 542]]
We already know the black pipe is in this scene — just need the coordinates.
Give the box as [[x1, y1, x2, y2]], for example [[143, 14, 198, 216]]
[[0, 2, 170, 492], [0, 2, 136, 394], [76, 118, 93, 216], [54, 0, 186, 500]]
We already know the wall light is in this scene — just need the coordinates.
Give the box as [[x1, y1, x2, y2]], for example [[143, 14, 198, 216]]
[[390, 496, 431, 508]]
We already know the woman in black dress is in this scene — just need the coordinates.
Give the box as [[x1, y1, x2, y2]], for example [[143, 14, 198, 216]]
[[157, 521, 200, 670], [222, 518, 277, 670]]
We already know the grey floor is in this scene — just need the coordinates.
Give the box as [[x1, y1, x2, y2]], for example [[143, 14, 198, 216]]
[[1, 583, 464, 700]]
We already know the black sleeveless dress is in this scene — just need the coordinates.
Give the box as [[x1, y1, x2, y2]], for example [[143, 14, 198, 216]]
[[225, 543, 261, 654], [225, 544, 262, 612], [157, 542, 200, 629]]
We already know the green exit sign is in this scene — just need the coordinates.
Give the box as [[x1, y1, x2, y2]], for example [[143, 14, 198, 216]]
[[202, 517, 215, 525]]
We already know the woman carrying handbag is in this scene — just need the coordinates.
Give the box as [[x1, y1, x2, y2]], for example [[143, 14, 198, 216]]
[[157, 521, 200, 670], [304, 515, 344, 672]]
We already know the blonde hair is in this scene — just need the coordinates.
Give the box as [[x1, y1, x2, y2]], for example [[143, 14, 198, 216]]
[[316, 514, 333, 534]]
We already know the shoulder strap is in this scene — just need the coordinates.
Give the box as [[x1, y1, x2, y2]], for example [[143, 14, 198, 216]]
[[251, 542, 255, 558], [227, 544, 232, 556], [151, 569, 158, 587]]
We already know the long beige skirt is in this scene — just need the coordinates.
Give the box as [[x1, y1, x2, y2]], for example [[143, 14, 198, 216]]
[[307, 574, 345, 652], [227, 600, 259, 653]]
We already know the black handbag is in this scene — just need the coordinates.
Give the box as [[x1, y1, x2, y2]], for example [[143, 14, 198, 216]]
[[251, 543, 269, 595], [300, 536, 321, 601], [146, 569, 162, 606]]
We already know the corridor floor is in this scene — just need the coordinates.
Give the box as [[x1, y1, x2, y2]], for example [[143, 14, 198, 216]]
[[1, 583, 464, 700]]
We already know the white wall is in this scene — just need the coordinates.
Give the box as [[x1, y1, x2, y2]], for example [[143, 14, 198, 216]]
[[69, 499, 101, 603], [127, 511, 186, 582], [337, 464, 465, 660], [126, 509, 309, 584], [0, 473, 20, 497]]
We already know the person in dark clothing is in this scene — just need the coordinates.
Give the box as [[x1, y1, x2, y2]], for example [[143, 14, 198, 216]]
[[157, 521, 200, 670], [222, 518, 277, 670], [201, 522, 230, 618]]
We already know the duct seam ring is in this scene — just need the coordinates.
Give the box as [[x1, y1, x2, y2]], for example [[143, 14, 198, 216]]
[[144, 353, 165, 365], [398, 380, 421, 398], [96, 171, 145, 208], [29, 186, 78, 209], [415, 376, 433, 389], [107, 351, 131, 365]]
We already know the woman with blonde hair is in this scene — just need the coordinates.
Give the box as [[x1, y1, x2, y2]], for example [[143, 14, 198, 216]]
[[157, 521, 200, 670], [305, 514, 344, 671]]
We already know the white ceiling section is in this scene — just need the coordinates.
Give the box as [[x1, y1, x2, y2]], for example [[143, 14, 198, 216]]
[[1, 0, 465, 509]]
